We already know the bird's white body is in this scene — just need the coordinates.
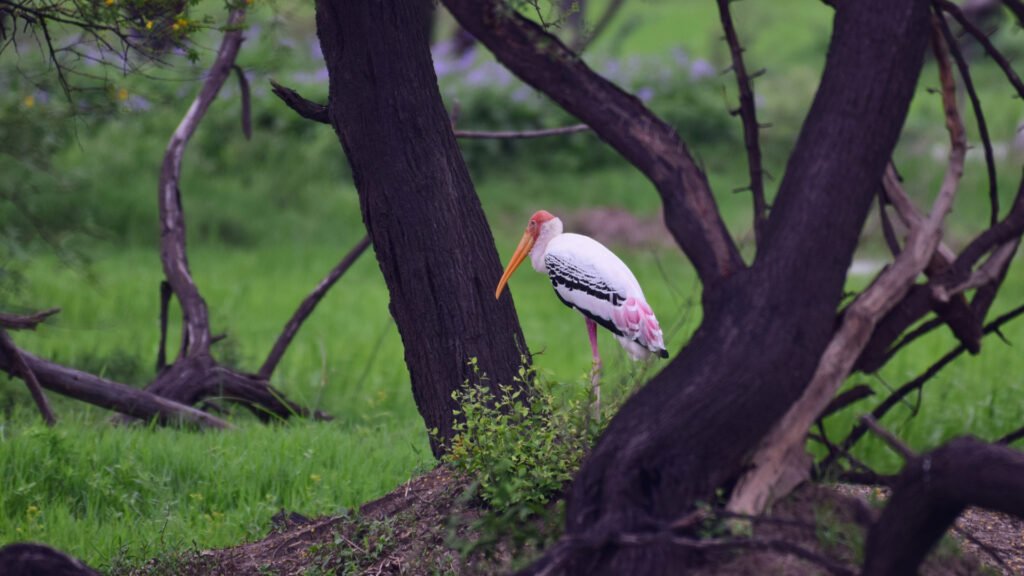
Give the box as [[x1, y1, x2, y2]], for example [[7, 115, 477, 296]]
[[529, 217, 667, 360]]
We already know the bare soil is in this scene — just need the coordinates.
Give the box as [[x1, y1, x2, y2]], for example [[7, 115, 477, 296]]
[[127, 472, 1015, 575]]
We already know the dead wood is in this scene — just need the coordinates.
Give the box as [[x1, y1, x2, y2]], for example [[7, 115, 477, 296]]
[[0, 329, 56, 425], [0, 308, 60, 331], [0, 340, 231, 428]]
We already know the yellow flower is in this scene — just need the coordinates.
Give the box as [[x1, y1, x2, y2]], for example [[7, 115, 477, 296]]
[[117, 87, 129, 102], [309, 473, 322, 483], [145, 20, 153, 30], [189, 492, 204, 502], [22, 95, 35, 108], [26, 505, 39, 517], [104, 0, 114, 5]]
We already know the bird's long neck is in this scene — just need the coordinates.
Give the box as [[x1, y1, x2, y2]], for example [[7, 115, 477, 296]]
[[530, 217, 563, 273]]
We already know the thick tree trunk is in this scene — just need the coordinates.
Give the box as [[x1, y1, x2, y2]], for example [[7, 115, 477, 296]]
[[314, 0, 528, 457], [457, 0, 927, 572]]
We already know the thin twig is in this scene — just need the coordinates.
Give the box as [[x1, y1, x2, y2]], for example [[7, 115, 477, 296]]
[[0, 308, 59, 330], [0, 330, 56, 426], [937, 0, 1024, 100], [826, 302, 1024, 470], [859, 414, 916, 461], [572, 0, 625, 53], [934, 4, 999, 225], [157, 281, 171, 373], [717, 0, 767, 246], [454, 125, 590, 139], [269, 79, 591, 139]]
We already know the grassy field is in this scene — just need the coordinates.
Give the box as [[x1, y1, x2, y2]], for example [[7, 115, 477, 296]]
[[2, 0, 1024, 569]]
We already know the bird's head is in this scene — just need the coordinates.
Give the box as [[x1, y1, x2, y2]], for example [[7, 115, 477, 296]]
[[495, 210, 557, 299]]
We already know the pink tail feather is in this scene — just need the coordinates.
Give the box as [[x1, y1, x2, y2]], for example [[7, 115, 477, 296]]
[[612, 296, 667, 356]]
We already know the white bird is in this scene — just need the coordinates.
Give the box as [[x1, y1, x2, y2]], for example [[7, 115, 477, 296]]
[[494, 210, 669, 371]]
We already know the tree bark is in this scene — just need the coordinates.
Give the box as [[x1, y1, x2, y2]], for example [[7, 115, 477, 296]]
[[862, 437, 1024, 575], [456, 0, 930, 572], [314, 0, 529, 457]]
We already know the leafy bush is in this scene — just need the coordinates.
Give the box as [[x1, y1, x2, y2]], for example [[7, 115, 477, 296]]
[[440, 361, 596, 553]]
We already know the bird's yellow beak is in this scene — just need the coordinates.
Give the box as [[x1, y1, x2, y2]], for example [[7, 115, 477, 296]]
[[495, 230, 536, 299]]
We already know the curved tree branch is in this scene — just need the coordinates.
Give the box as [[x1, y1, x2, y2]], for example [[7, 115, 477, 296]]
[[159, 8, 246, 359], [442, 0, 744, 290]]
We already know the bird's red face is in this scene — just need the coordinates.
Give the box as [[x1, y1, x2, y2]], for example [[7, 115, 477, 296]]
[[495, 210, 556, 299]]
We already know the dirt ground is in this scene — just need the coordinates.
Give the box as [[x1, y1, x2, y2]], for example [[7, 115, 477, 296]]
[[123, 468, 1024, 576]]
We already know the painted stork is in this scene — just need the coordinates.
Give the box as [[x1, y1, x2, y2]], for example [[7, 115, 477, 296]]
[[494, 210, 668, 412]]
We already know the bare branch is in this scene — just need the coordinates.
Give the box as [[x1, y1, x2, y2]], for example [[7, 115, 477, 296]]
[[157, 280, 171, 372], [820, 384, 874, 419], [934, 5, 998, 225], [717, 0, 767, 246], [572, 0, 625, 53], [455, 125, 590, 139], [826, 302, 1024, 470], [937, 0, 1024, 100], [0, 307, 59, 330], [1003, 0, 1024, 26], [0, 342, 231, 429], [159, 8, 247, 359], [933, 239, 1018, 302], [270, 79, 329, 123], [269, 79, 591, 139], [233, 65, 252, 140], [859, 414, 916, 460], [998, 422, 1024, 445], [259, 235, 371, 379], [0, 330, 55, 425]]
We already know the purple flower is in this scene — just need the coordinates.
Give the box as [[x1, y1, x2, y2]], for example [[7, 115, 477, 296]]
[[689, 59, 716, 80], [126, 95, 152, 111], [636, 87, 654, 102]]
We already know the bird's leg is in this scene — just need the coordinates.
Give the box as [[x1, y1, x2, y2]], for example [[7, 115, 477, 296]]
[[586, 318, 602, 422]]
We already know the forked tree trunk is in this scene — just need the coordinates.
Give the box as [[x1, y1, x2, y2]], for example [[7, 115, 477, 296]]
[[314, 0, 529, 457], [464, 0, 927, 572]]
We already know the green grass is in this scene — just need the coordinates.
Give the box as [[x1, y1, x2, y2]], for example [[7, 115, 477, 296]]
[[0, 411, 431, 571], [3, 0, 1024, 569]]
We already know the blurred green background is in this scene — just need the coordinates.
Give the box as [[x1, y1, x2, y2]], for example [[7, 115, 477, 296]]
[[1, 0, 1023, 568]]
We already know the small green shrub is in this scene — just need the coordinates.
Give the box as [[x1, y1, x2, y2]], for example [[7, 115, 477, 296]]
[[440, 361, 596, 554]]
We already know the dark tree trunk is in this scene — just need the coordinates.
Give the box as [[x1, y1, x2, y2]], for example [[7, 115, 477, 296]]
[[314, 0, 529, 457], [440, 0, 931, 572], [561, 1, 930, 571]]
